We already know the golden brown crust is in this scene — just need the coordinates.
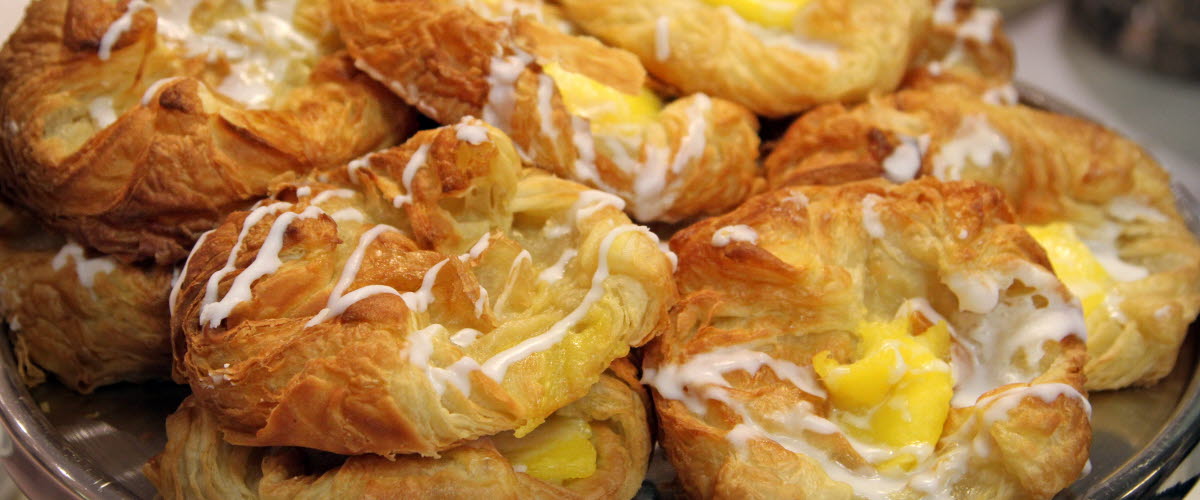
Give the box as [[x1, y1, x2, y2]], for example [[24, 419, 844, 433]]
[[764, 85, 1200, 390], [902, 0, 1014, 91], [559, 0, 931, 117], [332, 0, 762, 223], [0, 212, 171, 393], [0, 0, 416, 264], [146, 360, 652, 500], [648, 179, 1090, 499], [171, 122, 676, 456]]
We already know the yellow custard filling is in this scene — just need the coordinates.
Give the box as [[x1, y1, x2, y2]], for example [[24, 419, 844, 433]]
[[812, 313, 953, 471], [542, 62, 661, 134], [701, 0, 810, 28], [1025, 223, 1111, 317], [493, 416, 598, 483]]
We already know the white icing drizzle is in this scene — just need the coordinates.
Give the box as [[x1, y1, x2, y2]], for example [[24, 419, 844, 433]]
[[201, 202, 292, 318], [931, 114, 1011, 181], [306, 224, 399, 327], [399, 258, 450, 313], [932, 0, 957, 25], [1082, 223, 1150, 282], [482, 49, 533, 133], [450, 328, 482, 348], [480, 225, 645, 381], [882, 134, 930, 183], [643, 345, 826, 415], [860, 194, 885, 239], [630, 95, 710, 221], [98, 0, 151, 60], [538, 248, 577, 283], [295, 186, 312, 198], [492, 250, 532, 316], [535, 74, 558, 141], [392, 143, 432, 208], [169, 230, 212, 317], [570, 116, 614, 192], [407, 324, 479, 396], [310, 188, 356, 206], [51, 242, 116, 289], [455, 116, 491, 145], [654, 16, 671, 61], [978, 382, 1092, 423], [945, 264, 1085, 407], [140, 77, 183, 105], [711, 225, 758, 247], [330, 208, 364, 222], [981, 84, 1018, 106], [1108, 196, 1168, 223], [459, 233, 493, 263], [88, 96, 118, 129], [200, 205, 325, 328], [957, 8, 1001, 44], [346, 153, 374, 181]]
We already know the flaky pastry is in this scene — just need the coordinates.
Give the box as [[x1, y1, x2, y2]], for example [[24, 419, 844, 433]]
[[902, 0, 1014, 93], [331, 0, 762, 222], [146, 359, 651, 500], [558, 0, 931, 118], [0, 207, 171, 393], [0, 0, 415, 263], [764, 84, 1200, 390], [171, 121, 676, 457], [646, 179, 1090, 499]]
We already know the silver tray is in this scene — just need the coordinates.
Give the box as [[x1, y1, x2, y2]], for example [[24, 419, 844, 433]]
[[1, 84, 1199, 499]]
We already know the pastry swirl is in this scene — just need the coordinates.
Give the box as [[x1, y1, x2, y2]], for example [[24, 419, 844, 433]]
[[171, 122, 676, 456], [0, 0, 415, 263], [764, 84, 1200, 390], [647, 178, 1090, 499]]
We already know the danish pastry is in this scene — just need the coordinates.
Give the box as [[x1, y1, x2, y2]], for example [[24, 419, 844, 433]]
[[0, 0, 415, 264], [171, 121, 676, 456], [331, 0, 762, 222], [0, 207, 171, 393], [557, 0, 931, 118], [647, 178, 1090, 499], [764, 84, 1200, 390], [146, 359, 651, 500]]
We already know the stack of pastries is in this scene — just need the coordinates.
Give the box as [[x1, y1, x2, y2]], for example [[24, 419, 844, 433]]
[[0, 0, 1195, 498]]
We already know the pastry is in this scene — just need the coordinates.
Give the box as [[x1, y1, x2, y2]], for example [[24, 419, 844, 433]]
[[558, 0, 931, 118], [903, 0, 1015, 94], [331, 0, 762, 222], [146, 359, 651, 500], [170, 121, 677, 456], [0, 0, 416, 264], [0, 206, 172, 393], [764, 84, 1200, 390], [646, 178, 1090, 499]]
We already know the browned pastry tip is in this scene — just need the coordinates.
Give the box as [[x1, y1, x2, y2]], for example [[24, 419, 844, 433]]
[[0, 0, 417, 264], [146, 359, 652, 500]]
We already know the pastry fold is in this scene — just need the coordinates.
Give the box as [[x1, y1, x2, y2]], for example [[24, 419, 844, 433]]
[[0, 0, 415, 264], [764, 84, 1200, 390], [170, 122, 676, 457], [0, 206, 172, 393], [647, 178, 1090, 499], [146, 359, 652, 500], [331, 0, 762, 222]]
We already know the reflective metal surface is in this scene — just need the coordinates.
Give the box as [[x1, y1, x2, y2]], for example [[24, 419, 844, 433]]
[[1, 85, 1199, 499]]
